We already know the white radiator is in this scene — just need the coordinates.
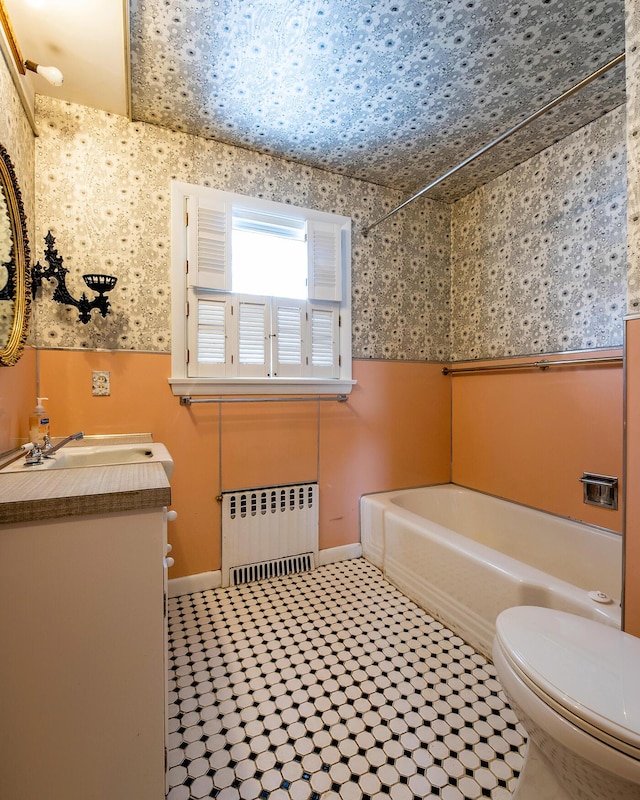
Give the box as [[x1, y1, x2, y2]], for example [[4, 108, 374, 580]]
[[221, 482, 319, 586]]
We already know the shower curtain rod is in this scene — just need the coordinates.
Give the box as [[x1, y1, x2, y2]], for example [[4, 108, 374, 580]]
[[180, 394, 348, 406], [442, 355, 623, 376], [362, 51, 626, 236]]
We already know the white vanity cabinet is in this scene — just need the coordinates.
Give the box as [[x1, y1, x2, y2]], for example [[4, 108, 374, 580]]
[[0, 506, 168, 800]]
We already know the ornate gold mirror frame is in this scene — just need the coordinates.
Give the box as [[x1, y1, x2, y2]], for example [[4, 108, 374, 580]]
[[0, 142, 31, 366]]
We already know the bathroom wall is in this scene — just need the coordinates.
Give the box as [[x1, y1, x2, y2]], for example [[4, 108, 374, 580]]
[[451, 106, 626, 362], [0, 346, 36, 453], [28, 95, 629, 582], [38, 352, 450, 576], [624, 0, 640, 636], [0, 55, 34, 226], [449, 107, 625, 531], [32, 97, 452, 578], [0, 50, 36, 453], [627, 0, 640, 316], [33, 97, 451, 360], [451, 349, 623, 530]]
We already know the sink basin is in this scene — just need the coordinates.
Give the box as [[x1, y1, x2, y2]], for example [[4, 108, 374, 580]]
[[2, 442, 174, 478]]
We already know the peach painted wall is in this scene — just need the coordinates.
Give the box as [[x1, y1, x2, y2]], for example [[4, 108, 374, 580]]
[[451, 349, 624, 531], [0, 347, 36, 454], [37, 351, 451, 578], [625, 321, 640, 635]]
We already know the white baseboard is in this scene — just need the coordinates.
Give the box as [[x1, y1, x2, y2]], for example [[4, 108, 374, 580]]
[[168, 570, 221, 598], [316, 542, 362, 566], [168, 543, 362, 598]]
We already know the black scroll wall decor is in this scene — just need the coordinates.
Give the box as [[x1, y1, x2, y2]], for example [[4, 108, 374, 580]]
[[32, 231, 117, 324]]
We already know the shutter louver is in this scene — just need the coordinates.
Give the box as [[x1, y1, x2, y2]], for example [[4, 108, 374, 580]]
[[198, 300, 226, 364], [273, 300, 305, 377], [308, 221, 342, 302], [187, 293, 230, 377], [237, 299, 268, 375], [277, 305, 303, 364], [309, 304, 339, 378], [187, 197, 230, 290]]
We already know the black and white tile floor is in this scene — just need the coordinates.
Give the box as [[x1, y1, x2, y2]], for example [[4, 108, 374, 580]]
[[167, 558, 526, 800]]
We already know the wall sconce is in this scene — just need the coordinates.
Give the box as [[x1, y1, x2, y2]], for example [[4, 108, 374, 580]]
[[32, 231, 117, 324]]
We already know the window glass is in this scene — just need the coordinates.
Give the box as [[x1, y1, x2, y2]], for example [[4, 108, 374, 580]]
[[231, 228, 307, 299]]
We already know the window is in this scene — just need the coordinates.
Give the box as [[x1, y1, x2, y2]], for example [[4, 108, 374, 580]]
[[169, 182, 354, 395]]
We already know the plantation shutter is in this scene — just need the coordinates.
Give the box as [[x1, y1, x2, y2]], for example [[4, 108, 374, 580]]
[[308, 220, 342, 302], [272, 299, 306, 378], [187, 196, 231, 290], [235, 296, 269, 377], [308, 303, 340, 379], [188, 293, 230, 377]]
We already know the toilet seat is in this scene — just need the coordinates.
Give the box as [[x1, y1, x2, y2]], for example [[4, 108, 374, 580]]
[[495, 606, 640, 759]]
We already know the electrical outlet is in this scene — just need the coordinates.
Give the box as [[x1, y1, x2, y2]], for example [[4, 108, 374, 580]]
[[92, 370, 110, 396]]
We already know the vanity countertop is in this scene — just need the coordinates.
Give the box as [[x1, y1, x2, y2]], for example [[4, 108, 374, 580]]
[[0, 435, 172, 525]]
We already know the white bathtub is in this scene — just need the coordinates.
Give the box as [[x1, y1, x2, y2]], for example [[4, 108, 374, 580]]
[[360, 484, 622, 656]]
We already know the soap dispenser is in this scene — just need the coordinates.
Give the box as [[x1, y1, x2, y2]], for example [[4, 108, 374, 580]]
[[29, 397, 50, 445]]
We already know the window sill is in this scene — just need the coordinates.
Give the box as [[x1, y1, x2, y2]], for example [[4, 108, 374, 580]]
[[169, 377, 357, 397]]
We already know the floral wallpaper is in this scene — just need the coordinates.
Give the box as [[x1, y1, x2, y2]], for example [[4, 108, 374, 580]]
[[130, 0, 626, 203], [34, 102, 190, 351], [33, 96, 451, 359], [33, 95, 626, 361], [627, 0, 640, 313], [450, 105, 626, 360], [0, 53, 34, 266]]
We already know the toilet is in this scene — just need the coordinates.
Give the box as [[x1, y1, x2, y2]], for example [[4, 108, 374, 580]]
[[492, 606, 640, 800]]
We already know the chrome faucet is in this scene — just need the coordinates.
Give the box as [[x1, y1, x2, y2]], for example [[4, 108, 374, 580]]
[[42, 431, 84, 456], [24, 431, 84, 466]]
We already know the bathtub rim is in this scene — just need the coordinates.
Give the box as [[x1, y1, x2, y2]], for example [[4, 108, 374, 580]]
[[359, 481, 621, 539]]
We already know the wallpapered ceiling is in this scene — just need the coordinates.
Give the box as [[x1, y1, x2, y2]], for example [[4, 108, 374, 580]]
[[130, 0, 625, 202], [451, 106, 626, 359], [33, 96, 625, 361], [33, 96, 451, 359]]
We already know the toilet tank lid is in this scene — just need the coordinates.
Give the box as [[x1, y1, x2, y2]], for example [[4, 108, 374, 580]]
[[496, 606, 640, 748]]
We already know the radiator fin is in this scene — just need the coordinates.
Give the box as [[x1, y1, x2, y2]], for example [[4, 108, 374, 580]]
[[221, 482, 319, 587]]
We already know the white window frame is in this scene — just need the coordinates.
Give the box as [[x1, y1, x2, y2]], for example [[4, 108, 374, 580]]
[[169, 181, 354, 396]]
